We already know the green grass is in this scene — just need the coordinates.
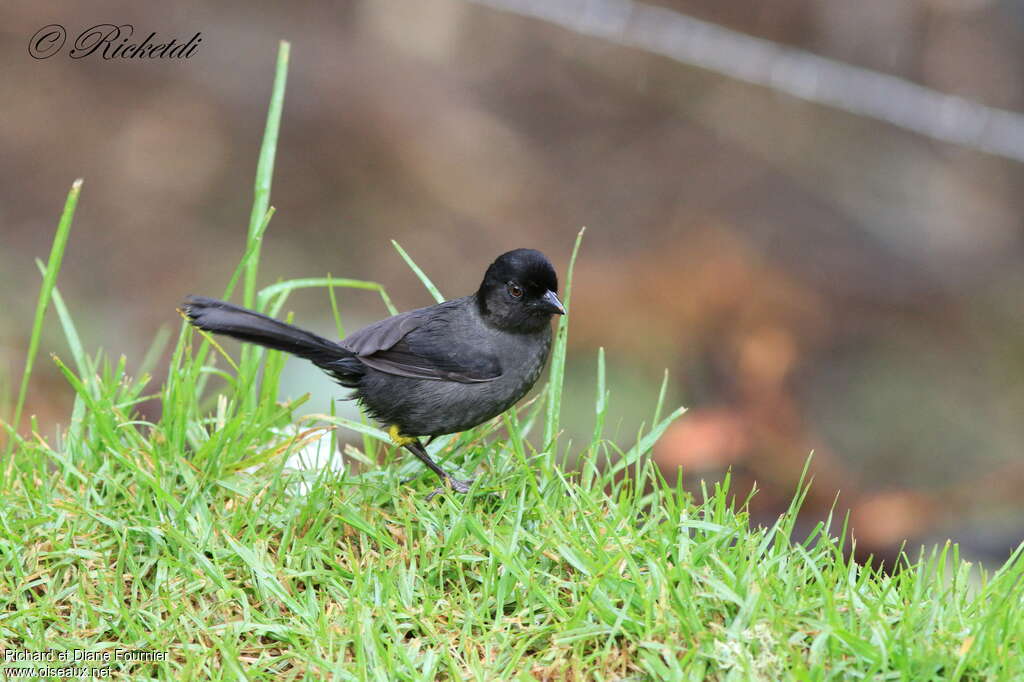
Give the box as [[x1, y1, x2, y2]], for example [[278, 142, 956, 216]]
[[2, 41, 1024, 681]]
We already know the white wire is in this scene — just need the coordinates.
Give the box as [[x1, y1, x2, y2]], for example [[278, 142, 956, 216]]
[[470, 0, 1024, 165]]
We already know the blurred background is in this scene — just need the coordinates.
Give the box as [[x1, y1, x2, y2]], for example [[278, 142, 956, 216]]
[[3, 0, 1023, 566]]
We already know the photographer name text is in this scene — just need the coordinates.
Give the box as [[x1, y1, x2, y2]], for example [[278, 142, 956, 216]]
[[29, 24, 202, 60]]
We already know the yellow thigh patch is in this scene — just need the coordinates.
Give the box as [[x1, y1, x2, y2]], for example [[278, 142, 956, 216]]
[[388, 425, 415, 446]]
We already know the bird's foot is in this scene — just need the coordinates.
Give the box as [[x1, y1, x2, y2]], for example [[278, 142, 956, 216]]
[[425, 476, 474, 501]]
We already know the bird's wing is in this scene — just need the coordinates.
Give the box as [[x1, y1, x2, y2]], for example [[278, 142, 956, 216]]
[[340, 301, 502, 383]]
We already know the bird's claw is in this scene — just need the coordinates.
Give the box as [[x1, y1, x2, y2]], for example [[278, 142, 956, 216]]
[[425, 476, 474, 500]]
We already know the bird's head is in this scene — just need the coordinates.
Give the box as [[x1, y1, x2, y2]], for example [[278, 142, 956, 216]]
[[476, 248, 564, 333]]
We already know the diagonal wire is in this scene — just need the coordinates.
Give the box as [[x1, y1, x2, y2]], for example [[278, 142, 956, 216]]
[[470, 0, 1024, 165]]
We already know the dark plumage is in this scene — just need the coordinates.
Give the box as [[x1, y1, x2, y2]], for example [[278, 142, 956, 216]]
[[182, 248, 564, 497]]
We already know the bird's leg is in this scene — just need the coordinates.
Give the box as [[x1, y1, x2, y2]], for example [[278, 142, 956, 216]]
[[399, 437, 473, 499], [392, 427, 431, 485]]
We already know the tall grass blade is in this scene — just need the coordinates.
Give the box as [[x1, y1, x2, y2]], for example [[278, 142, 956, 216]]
[[5, 179, 81, 460], [243, 41, 289, 309], [543, 227, 585, 453], [238, 41, 289, 413]]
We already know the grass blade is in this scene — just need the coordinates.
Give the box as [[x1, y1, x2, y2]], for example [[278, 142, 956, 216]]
[[238, 41, 289, 414], [607, 405, 687, 479], [391, 240, 444, 303], [223, 207, 275, 302], [5, 178, 81, 460], [543, 226, 585, 454], [35, 260, 86, 380], [258, 277, 397, 317], [243, 41, 289, 309], [652, 368, 669, 425], [592, 346, 607, 445]]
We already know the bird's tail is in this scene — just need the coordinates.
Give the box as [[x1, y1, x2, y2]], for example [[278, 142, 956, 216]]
[[182, 296, 360, 384]]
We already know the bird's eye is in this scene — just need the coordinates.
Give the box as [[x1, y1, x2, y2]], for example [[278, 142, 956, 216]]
[[507, 282, 523, 299]]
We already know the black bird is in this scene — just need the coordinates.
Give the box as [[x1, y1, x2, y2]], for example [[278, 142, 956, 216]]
[[183, 248, 564, 498]]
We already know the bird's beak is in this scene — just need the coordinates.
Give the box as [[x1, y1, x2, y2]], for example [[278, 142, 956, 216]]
[[541, 290, 566, 315]]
